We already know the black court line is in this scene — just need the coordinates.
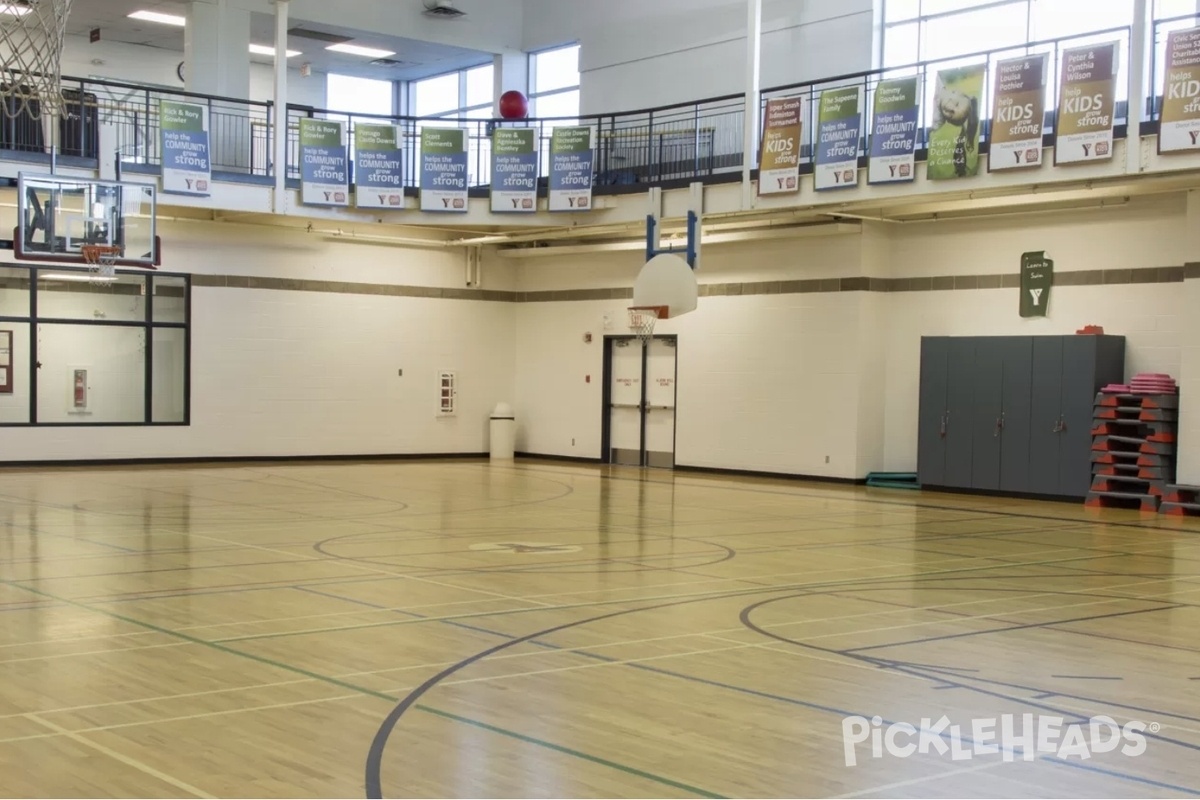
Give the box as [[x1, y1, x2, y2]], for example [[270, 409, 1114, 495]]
[[1051, 675, 1124, 681], [366, 577, 1200, 798], [841, 605, 1181, 654]]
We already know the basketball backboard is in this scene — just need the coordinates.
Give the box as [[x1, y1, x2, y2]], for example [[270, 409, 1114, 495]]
[[14, 173, 159, 268]]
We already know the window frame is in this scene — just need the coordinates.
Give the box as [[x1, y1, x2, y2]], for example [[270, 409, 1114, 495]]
[[528, 43, 581, 119], [409, 62, 497, 120], [0, 264, 191, 427]]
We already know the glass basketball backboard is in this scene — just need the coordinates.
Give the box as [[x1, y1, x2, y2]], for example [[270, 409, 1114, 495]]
[[14, 173, 159, 268]]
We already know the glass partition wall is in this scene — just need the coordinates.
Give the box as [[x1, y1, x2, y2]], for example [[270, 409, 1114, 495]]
[[0, 265, 190, 426]]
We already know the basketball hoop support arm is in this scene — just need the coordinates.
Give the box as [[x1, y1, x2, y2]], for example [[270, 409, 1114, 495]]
[[644, 183, 702, 270]]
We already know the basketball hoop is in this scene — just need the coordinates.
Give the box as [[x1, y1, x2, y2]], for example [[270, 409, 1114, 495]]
[[628, 305, 667, 343], [0, 0, 75, 123], [81, 244, 122, 280]]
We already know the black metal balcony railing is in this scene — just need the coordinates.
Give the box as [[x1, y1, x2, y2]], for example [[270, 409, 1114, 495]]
[[1, 15, 1195, 194]]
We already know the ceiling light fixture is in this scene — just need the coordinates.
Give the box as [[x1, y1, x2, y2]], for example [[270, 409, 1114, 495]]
[[0, 4, 32, 17], [127, 9, 187, 26], [249, 43, 301, 58], [325, 43, 396, 59]]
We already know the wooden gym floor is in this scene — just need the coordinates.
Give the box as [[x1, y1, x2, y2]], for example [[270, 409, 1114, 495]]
[[1, 459, 1200, 798]]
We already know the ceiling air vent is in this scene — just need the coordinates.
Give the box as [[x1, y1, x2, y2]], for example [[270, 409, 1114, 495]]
[[287, 27, 353, 44], [370, 58, 407, 67], [423, 0, 466, 20]]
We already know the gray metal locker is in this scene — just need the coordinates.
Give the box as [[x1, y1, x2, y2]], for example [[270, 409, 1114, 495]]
[[1028, 337, 1065, 495], [999, 337, 1033, 493], [970, 338, 1005, 491], [917, 334, 1125, 499], [943, 338, 977, 488], [917, 337, 949, 486]]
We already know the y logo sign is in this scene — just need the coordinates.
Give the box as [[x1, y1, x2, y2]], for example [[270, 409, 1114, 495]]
[[1190, 130, 1199, 146], [1081, 143, 1092, 158], [1029, 287, 1043, 307]]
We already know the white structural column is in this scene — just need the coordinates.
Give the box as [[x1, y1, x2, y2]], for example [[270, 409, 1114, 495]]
[[493, 51, 529, 115], [184, 0, 251, 99], [741, 0, 763, 209], [273, 0, 290, 208], [1126, 0, 1148, 176]]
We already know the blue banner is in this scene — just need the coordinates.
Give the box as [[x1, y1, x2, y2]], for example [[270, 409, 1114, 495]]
[[354, 123, 403, 209], [420, 128, 468, 212], [491, 128, 538, 213], [867, 77, 919, 184], [814, 87, 862, 190], [160, 100, 210, 196], [299, 118, 349, 206], [548, 126, 594, 212]]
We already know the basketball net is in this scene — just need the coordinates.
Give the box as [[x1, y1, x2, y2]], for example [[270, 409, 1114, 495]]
[[82, 244, 121, 280], [628, 306, 666, 344], [0, 0, 75, 123]]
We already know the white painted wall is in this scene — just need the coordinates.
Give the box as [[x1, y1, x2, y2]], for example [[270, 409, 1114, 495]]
[[0, 220, 516, 461], [522, 0, 874, 114], [512, 194, 1193, 482]]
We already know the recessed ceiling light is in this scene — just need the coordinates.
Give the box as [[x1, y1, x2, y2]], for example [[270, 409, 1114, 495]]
[[326, 43, 396, 59], [128, 10, 186, 26], [0, 4, 32, 17], [249, 43, 301, 58]]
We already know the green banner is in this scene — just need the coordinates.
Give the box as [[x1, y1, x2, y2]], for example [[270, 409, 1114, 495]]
[[927, 64, 986, 180], [1159, 26, 1200, 154], [159, 100, 210, 196], [1020, 251, 1054, 318], [299, 118, 342, 147]]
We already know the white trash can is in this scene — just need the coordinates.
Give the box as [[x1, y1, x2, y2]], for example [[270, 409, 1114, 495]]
[[489, 402, 516, 461]]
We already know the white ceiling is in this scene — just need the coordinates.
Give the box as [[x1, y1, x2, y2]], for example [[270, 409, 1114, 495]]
[[69, 0, 495, 82]]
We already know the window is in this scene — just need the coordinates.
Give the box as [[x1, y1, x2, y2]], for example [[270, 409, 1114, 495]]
[[411, 64, 494, 119], [0, 266, 190, 426], [530, 44, 580, 120], [882, 1, 1138, 68], [326, 73, 394, 117]]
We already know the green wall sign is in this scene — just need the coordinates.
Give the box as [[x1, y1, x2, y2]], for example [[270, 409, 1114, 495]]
[[1020, 251, 1054, 317]]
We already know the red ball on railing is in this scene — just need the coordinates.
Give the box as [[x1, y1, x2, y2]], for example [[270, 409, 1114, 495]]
[[498, 90, 529, 120]]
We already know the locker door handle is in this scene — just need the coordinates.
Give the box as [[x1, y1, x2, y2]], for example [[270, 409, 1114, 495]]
[[1052, 417, 1064, 433], [940, 412, 948, 438], [994, 414, 1005, 437]]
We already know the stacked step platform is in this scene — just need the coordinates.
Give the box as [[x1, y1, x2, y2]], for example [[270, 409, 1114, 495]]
[[1086, 383, 1178, 512]]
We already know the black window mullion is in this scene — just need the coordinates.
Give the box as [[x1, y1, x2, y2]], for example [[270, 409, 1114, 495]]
[[29, 268, 37, 424], [144, 274, 154, 424], [183, 277, 192, 425]]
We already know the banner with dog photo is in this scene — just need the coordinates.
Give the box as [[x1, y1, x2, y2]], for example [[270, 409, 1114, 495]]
[[989, 53, 1048, 171], [1055, 41, 1119, 165], [814, 86, 862, 190], [758, 96, 804, 195], [867, 77, 920, 184], [927, 64, 985, 180], [1159, 25, 1200, 154]]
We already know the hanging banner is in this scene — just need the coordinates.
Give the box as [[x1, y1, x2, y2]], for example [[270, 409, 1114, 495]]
[[299, 118, 348, 206], [758, 96, 803, 195], [928, 64, 986, 180], [1159, 26, 1200, 154], [160, 100, 210, 196], [867, 77, 919, 184], [1055, 41, 1119, 165], [1020, 251, 1054, 318], [353, 123, 403, 210], [491, 128, 538, 213], [419, 128, 468, 213], [814, 86, 862, 190], [548, 126, 594, 212], [989, 53, 1048, 171]]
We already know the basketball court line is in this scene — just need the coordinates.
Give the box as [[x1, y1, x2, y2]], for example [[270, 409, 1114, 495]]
[[5, 565, 1198, 797], [25, 714, 216, 799]]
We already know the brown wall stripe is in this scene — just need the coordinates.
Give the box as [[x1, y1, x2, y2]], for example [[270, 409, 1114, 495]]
[[186, 265, 1189, 303]]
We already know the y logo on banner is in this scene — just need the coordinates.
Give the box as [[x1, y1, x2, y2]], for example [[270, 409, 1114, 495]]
[[1020, 250, 1053, 318]]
